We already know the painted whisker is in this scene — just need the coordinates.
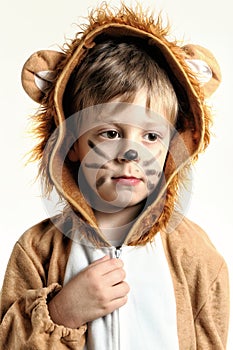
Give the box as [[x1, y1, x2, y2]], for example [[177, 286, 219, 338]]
[[142, 150, 162, 166], [88, 140, 111, 160], [84, 163, 107, 169], [147, 181, 156, 191], [145, 169, 159, 176], [96, 176, 106, 188], [145, 169, 162, 177], [143, 157, 156, 167]]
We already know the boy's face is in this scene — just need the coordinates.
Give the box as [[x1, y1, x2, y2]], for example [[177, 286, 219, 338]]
[[69, 91, 171, 211]]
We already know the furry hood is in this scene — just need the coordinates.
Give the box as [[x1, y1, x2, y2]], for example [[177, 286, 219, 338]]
[[21, 3, 221, 246]]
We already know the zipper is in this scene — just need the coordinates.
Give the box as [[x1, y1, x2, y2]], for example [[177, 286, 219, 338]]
[[114, 247, 122, 259], [112, 247, 122, 349]]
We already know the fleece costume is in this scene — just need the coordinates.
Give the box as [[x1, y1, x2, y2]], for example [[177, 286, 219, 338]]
[[0, 214, 229, 349], [0, 3, 229, 350]]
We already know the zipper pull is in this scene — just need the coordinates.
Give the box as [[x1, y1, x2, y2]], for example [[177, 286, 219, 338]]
[[115, 247, 122, 259]]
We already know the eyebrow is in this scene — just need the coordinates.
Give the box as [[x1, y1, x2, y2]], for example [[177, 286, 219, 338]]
[[98, 120, 169, 134]]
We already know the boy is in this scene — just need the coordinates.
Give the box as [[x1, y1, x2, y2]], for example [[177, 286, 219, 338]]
[[0, 3, 229, 349]]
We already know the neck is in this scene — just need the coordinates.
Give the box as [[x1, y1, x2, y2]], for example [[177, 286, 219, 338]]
[[94, 204, 143, 246], [94, 203, 142, 228]]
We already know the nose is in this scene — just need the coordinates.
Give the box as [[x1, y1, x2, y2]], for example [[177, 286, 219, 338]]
[[119, 149, 139, 162]]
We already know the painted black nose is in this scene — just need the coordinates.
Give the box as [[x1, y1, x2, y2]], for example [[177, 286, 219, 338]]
[[123, 149, 139, 161]]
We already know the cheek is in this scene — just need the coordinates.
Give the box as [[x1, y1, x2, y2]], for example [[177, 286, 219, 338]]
[[142, 146, 169, 192], [155, 141, 169, 163], [158, 147, 169, 167], [77, 141, 110, 191], [77, 137, 91, 161], [143, 145, 168, 168]]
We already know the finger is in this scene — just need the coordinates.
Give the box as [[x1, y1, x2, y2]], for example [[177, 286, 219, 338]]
[[97, 293, 128, 318], [108, 281, 130, 301], [106, 295, 129, 315], [90, 255, 110, 267], [91, 258, 123, 276], [103, 267, 126, 287]]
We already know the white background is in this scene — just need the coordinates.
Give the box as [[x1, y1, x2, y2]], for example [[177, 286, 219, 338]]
[[1, 0, 232, 347]]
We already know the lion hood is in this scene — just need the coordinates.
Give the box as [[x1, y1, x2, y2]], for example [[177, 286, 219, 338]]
[[21, 2, 221, 246]]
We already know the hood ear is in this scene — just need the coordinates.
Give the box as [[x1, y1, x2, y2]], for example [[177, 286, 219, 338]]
[[21, 50, 65, 103], [182, 44, 221, 98]]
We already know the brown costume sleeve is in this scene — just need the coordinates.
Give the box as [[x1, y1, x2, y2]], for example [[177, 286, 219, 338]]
[[0, 232, 86, 349], [161, 216, 230, 349], [194, 261, 229, 349]]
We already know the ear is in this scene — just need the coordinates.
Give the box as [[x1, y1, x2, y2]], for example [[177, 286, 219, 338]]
[[21, 50, 65, 103], [68, 141, 80, 162], [182, 44, 221, 98]]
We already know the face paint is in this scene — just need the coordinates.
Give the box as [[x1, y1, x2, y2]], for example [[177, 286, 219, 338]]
[[145, 169, 161, 176], [87, 140, 110, 160], [142, 150, 162, 166], [78, 135, 167, 210], [74, 96, 171, 211], [123, 149, 139, 161], [96, 176, 106, 188], [147, 181, 157, 192], [84, 162, 108, 169]]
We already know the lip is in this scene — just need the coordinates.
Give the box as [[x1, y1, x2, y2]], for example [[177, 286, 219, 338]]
[[112, 176, 142, 186]]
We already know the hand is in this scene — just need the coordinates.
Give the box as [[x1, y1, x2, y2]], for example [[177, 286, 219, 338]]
[[48, 255, 129, 328]]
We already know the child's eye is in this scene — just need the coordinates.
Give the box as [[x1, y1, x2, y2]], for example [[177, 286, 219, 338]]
[[144, 132, 159, 142], [101, 130, 121, 139]]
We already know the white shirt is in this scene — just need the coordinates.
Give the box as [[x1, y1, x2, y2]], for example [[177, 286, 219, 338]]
[[64, 232, 179, 350]]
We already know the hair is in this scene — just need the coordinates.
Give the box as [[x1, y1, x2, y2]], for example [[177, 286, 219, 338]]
[[63, 38, 178, 124], [61, 38, 180, 192]]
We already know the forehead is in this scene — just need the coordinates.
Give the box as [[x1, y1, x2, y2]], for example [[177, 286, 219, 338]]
[[76, 101, 170, 135]]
